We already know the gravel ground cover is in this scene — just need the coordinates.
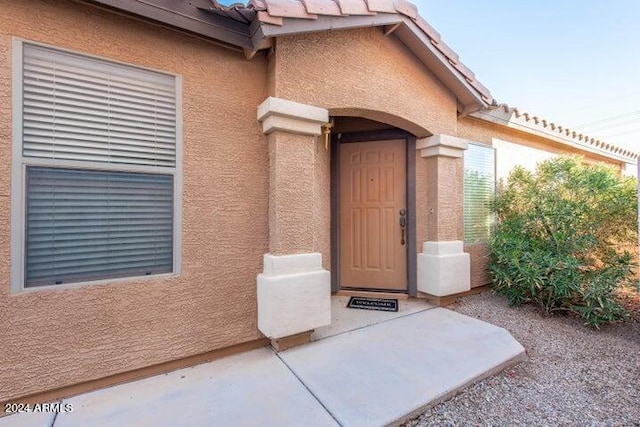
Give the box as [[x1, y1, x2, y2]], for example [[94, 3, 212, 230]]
[[403, 290, 640, 427]]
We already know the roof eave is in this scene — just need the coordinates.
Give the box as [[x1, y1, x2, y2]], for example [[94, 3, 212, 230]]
[[471, 109, 639, 164], [76, 0, 254, 50], [254, 12, 404, 40], [397, 20, 489, 114], [254, 15, 490, 114]]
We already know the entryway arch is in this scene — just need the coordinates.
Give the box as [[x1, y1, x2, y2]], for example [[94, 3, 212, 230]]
[[329, 107, 432, 139]]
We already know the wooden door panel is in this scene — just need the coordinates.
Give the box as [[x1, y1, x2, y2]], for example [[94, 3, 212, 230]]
[[339, 139, 407, 290]]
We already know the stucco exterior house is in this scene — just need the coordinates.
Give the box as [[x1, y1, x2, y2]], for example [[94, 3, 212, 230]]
[[1, 0, 637, 404]]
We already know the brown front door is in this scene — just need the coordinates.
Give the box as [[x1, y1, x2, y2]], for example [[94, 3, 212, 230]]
[[339, 139, 407, 291]]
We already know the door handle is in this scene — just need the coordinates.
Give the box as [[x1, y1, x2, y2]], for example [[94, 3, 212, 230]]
[[399, 209, 406, 246]]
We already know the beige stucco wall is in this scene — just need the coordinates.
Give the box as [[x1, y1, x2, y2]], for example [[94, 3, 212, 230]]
[[425, 156, 465, 241], [314, 137, 332, 270], [0, 0, 269, 401], [465, 243, 491, 288], [268, 131, 316, 255], [269, 27, 460, 260], [271, 27, 458, 138]]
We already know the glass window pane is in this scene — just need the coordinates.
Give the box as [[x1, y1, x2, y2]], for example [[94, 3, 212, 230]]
[[25, 167, 174, 287], [464, 144, 496, 243]]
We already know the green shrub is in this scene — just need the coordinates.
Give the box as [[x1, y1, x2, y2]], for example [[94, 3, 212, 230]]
[[489, 156, 638, 327]]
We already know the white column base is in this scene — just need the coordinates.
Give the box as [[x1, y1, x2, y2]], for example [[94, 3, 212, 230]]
[[417, 241, 470, 297], [257, 253, 331, 339]]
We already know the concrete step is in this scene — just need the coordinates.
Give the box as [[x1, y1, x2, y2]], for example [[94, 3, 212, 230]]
[[280, 308, 526, 427]]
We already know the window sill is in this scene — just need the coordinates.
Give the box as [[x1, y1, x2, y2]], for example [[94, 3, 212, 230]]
[[10, 271, 180, 295]]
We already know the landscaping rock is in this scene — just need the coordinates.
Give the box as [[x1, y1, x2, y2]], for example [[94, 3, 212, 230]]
[[403, 291, 640, 427]]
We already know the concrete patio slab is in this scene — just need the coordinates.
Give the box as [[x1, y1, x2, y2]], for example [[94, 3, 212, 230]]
[[55, 347, 339, 427], [0, 411, 54, 427], [0, 305, 525, 427], [312, 296, 435, 340], [281, 307, 526, 427]]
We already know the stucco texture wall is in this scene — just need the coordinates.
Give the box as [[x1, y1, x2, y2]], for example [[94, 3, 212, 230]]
[[268, 131, 315, 254], [265, 130, 331, 269], [270, 27, 460, 261], [465, 243, 491, 288], [424, 156, 464, 242], [0, 0, 268, 401], [271, 27, 457, 138], [314, 136, 332, 270]]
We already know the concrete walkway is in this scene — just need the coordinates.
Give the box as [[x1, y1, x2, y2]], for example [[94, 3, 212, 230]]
[[1, 299, 525, 427]]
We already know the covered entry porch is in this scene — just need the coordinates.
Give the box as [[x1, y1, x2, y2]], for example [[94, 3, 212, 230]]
[[255, 97, 475, 348]]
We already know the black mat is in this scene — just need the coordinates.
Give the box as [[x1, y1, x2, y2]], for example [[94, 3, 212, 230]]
[[346, 297, 399, 312]]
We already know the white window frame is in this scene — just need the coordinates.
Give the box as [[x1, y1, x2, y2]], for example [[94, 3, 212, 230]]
[[10, 39, 183, 292], [463, 141, 496, 244]]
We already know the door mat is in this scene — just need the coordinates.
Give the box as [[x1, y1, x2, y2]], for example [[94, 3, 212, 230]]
[[347, 297, 398, 312]]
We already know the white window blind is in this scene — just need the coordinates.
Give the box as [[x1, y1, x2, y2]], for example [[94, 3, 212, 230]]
[[15, 41, 179, 289], [22, 44, 176, 167], [464, 144, 495, 243], [26, 167, 174, 287]]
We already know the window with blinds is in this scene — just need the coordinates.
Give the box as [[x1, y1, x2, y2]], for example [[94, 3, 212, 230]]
[[15, 42, 179, 288], [22, 44, 176, 166], [25, 168, 174, 287], [464, 143, 495, 243]]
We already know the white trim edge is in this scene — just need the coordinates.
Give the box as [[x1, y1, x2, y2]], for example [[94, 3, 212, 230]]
[[257, 97, 329, 136], [10, 38, 24, 293], [417, 134, 470, 158]]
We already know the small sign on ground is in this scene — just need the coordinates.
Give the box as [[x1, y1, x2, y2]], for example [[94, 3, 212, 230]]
[[346, 297, 399, 312]]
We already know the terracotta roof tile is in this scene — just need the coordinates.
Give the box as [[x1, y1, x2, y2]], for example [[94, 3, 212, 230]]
[[451, 61, 474, 80], [414, 15, 440, 41], [473, 81, 491, 100], [334, 0, 376, 15], [299, 0, 343, 16], [393, 0, 417, 19], [363, 0, 396, 13], [257, 10, 284, 24], [473, 103, 639, 163], [250, 0, 268, 9], [430, 39, 459, 65], [198, 0, 257, 22], [225, 8, 253, 23], [258, 0, 318, 19], [204, 0, 493, 108]]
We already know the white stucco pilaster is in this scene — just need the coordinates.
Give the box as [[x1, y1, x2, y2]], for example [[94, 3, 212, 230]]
[[257, 253, 331, 339], [417, 241, 470, 296], [416, 134, 472, 297], [256, 97, 331, 344]]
